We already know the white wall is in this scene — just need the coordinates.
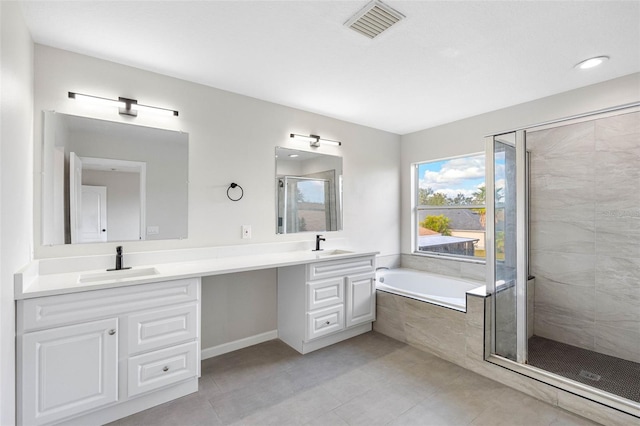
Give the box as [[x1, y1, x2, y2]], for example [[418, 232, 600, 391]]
[[400, 73, 640, 256], [34, 45, 401, 258], [0, 2, 33, 424], [201, 270, 277, 351]]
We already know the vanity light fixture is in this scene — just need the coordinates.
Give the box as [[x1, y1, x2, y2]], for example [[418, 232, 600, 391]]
[[574, 56, 609, 70], [68, 92, 179, 117], [289, 133, 342, 147]]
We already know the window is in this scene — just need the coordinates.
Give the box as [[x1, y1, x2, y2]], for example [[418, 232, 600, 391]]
[[414, 153, 486, 260]]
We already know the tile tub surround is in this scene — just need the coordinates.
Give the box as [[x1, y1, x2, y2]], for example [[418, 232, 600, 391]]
[[108, 332, 598, 426], [374, 289, 467, 366], [401, 253, 486, 282], [374, 291, 640, 425], [528, 111, 640, 364]]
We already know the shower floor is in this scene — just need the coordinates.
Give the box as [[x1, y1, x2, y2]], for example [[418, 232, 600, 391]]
[[528, 335, 640, 403]]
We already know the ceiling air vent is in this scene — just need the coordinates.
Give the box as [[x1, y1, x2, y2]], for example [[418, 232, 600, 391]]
[[345, 0, 405, 39]]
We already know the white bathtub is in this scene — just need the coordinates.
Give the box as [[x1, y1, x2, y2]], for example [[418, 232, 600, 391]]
[[376, 268, 481, 311]]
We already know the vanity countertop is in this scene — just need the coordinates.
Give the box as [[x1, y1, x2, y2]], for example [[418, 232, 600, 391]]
[[15, 248, 378, 300]]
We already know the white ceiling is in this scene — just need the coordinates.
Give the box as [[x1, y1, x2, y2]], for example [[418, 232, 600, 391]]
[[21, 0, 640, 135]]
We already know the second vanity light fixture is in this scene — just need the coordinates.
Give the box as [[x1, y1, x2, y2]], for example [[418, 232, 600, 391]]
[[68, 92, 179, 117], [290, 133, 342, 148]]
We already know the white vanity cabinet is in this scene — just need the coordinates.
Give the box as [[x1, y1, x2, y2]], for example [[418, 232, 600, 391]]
[[278, 255, 376, 354], [17, 278, 200, 426]]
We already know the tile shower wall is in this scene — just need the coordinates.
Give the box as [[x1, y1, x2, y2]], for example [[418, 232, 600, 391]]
[[528, 111, 640, 363]]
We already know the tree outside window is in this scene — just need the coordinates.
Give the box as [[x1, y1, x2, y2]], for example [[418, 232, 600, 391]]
[[415, 153, 487, 259]]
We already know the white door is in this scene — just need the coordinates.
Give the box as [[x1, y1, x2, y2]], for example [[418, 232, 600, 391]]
[[345, 273, 376, 327], [20, 318, 118, 425], [81, 185, 108, 242], [69, 152, 83, 243]]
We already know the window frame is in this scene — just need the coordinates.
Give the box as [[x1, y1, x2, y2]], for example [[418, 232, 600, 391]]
[[412, 152, 487, 263]]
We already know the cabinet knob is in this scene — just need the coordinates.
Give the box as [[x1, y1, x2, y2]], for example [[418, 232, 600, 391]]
[[163, 366, 169, 372], [325, 321, 331, 325], [108, 329, 116, 335]]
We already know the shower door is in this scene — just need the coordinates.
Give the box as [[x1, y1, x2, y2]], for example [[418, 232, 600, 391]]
[[486, 131, 528, 363], [277, 176, 332, 233]]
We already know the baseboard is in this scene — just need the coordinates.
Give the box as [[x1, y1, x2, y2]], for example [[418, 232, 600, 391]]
[[61, 379, 198, 425], [201, 330, 278, 360]]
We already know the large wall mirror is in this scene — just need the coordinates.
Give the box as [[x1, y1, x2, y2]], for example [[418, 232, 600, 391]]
[[41, 111, 188, 245], [275, 147, 342, 234]]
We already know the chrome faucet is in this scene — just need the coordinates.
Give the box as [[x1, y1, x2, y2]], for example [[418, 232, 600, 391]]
[[313, 234, 326, 251], [108, 246, 131, 271]]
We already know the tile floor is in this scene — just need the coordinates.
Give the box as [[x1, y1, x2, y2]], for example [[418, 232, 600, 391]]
[[528, 335, 640, 403], [109, 332, 599, 426]]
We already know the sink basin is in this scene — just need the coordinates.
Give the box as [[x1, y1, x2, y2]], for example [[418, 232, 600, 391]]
[[78, 267, 159, 284], [315, 249, 354, 257]]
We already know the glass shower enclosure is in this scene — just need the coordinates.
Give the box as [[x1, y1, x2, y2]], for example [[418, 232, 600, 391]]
[[485, 106, 640, 417], [486, 131, 527, 363]]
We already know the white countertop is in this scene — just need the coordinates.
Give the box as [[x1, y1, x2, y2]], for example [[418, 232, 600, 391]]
[[15, 246, 378, 300]]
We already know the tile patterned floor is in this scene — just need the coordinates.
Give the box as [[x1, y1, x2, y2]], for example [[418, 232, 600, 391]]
[[109, 332, 599, 426], [528, 335, 640, 403]]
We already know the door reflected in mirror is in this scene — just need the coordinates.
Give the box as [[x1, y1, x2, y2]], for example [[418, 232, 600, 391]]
[[275, 147, 342, 234], [41, 111, 188, 245]]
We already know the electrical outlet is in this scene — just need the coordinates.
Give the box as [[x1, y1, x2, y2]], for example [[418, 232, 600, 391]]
[[242, 225, 251, 239]]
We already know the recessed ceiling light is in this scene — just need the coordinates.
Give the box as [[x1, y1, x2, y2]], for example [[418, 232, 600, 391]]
[[574, 56, 609, 70]]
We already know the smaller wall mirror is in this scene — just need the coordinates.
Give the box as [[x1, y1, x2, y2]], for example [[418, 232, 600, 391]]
[[275, 147, 343, 234], [41, 111, 188, 245]]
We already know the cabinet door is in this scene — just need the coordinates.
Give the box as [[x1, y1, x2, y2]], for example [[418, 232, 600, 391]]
[[21, 318, 118, 425], [346, 273, 376, 327]]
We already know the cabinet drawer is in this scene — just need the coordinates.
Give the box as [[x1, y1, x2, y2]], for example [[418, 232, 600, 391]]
[[306, 305, 344, 341], [307, 277, 344, 311], [127, 341, 198, 397], [20, 278, 199, 332], [127, 303, 198, 355], [307, 256, 375, 281]]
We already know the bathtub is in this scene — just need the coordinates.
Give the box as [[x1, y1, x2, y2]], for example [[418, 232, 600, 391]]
[[376, 268, 481, 311]]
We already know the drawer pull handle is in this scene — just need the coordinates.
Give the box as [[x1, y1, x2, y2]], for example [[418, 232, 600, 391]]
[[108, 329, 116, 335], [325, 321, 331, 325], [163, 366, 169, 372]]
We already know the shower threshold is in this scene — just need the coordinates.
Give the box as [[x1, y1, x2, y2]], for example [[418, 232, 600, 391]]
[[528, 335, 640, 403]]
